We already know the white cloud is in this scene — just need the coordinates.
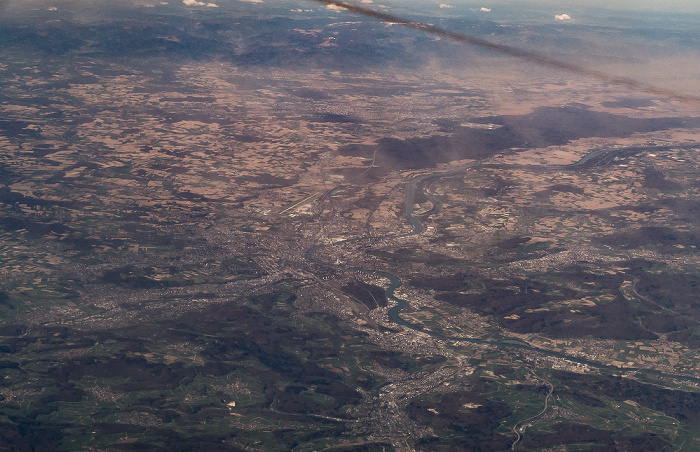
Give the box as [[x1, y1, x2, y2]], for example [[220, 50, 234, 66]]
[[439, 3, 453, 8], [48, 6, 57, 10], [239, 0, 263, 3], [480, 7, 491, 12], [183, 0, 218, 5], [555, 13, 572, 20], [360, 0, 373, 3], [326, 3, 348, 10]]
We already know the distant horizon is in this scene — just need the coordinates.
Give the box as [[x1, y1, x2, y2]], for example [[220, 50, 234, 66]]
[[433, 0, 700, 14], [3, 0, 700, 13]]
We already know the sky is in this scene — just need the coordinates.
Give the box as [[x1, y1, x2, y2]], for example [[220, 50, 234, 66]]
[[443, 0, 700, 13], [0, 0, 698, 11]]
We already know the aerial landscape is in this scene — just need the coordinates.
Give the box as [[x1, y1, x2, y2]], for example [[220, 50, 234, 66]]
[[0, 0, 699, 450]]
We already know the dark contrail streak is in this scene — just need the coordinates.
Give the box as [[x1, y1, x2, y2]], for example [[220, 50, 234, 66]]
[[311, 0, 700, 104]]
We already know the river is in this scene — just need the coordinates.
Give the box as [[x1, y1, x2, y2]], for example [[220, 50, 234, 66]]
[[305, 144, 700, 384]]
